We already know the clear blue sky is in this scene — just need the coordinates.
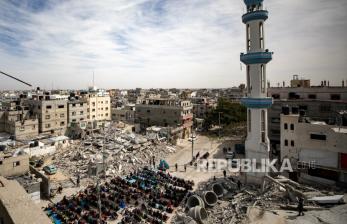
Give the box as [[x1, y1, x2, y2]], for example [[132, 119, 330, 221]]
[[1, 0, 346, 90]]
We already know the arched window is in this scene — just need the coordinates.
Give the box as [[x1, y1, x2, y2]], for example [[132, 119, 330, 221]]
[[259, 22, 264, 49], [247, 24, 251, 51], [247, 65, 251, 94], [261, 110, 266, 142], [248, 109, 251, 132], [261, 64, 265, 93]]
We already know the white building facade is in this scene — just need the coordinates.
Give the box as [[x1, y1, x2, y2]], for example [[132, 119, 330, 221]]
[[240, 0, 273, 184], [280, 113, 347, 186]]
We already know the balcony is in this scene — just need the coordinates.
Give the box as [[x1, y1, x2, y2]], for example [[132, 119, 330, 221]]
[[242, 10, 268, 24], [244, 0, 264, 6], [240, 97, 273, 108], [240, 51, 273, 65]]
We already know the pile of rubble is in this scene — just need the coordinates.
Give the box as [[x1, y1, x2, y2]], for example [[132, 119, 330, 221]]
[[172, 175, 345, 224], [52, 126, 178, 182]]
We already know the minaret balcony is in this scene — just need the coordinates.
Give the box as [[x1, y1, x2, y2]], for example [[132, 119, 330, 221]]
[[240, 51, 273, 64], [241, 97, 273, 108], [244, 0, 264, 6], [242, 10, 268, 24]]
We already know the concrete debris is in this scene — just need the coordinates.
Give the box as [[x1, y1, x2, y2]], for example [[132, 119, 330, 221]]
[[172, 175, 346, 224], [308, 195, 345, 204], [51, 125, 178, 182]]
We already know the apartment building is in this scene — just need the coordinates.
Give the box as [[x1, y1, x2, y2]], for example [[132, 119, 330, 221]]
[[267, 82, 347, 154], [190, 97, 216, 119], [27, 94, 68, 135], [111, 104, 135, 123], [280, 111, 347, 186], [67, 97, 88, 126], [81, 88, 111, 124], [135, 98, 193, 138], [0, 100, 38, 140]]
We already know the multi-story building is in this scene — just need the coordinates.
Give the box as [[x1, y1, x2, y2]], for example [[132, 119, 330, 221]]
[[220, 86, 246, 103], [67, 97, 88, 126], [190, 97, 216, 119], [135, 98, 193, 138], [81, 87, 111, 124], [0, 100, 38, 140], [111, 104, 135, 123], [27, 94, 68, 135], [280, 111, 347, 186], [268, 84, 347, 154]]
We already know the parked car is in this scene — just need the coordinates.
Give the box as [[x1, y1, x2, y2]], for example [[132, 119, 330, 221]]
[[43, 165, 57, 175]]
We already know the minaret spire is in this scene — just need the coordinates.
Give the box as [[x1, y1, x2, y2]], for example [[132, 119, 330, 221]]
[[240, 0, 273, 184]]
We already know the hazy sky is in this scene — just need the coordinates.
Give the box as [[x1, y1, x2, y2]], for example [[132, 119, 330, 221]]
[[0, 0, 347, 90]]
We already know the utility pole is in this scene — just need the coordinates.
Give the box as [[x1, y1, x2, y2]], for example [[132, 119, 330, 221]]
[[191, 126, 195, 160]]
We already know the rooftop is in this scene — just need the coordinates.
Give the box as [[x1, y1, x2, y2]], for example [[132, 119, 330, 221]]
[[0, 176, 51, 224]]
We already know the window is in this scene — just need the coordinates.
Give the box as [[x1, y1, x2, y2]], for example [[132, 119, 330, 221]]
[[247, 65, 251, 93], [92, 109, 95, 112], [80, 103, 83, 106], [72, 112, 76, 116], [271, 117, 280, 123], [272, 94, 280, 99], [308, 94, 316, 99], [261, 110, 266, 142], [248, 109, 251, 132], [72, 104, 76, 107], [147, 110, 150, 113], [0, 160, 3, 165], [259, 22, 264, 49], [320, 105, 331, 113], [45, 115, 50, 120], [284, 123, 288, 130], [247, 24, 251, 51], [299, 105, 308, 111], [60, 114, 65, 118], [290, 124, 294, 130], [58, 105, 64, 109], [13, 161, 20, 167], [310, 134, 326, 140], [284, 140, 288, 146], [80, 111, 84, 115], [271, 129, 280, 135], [19, 126, 25, 131], [331, 94, 341, 100], [291, 140, 294, 147], [45, 124, 50, 128], [261, 64, 265, 93], [46, 105, 52, 109], [60, 121, 65, 126]]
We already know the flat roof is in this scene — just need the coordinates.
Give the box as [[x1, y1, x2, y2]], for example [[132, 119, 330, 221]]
[[0, 176, 51, 224]]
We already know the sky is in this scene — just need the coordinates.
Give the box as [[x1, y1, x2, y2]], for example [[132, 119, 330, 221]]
[[0, 0, 346, 90]]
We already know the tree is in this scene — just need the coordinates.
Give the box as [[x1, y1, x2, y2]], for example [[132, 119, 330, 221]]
[[203, 98, 246, 130]]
